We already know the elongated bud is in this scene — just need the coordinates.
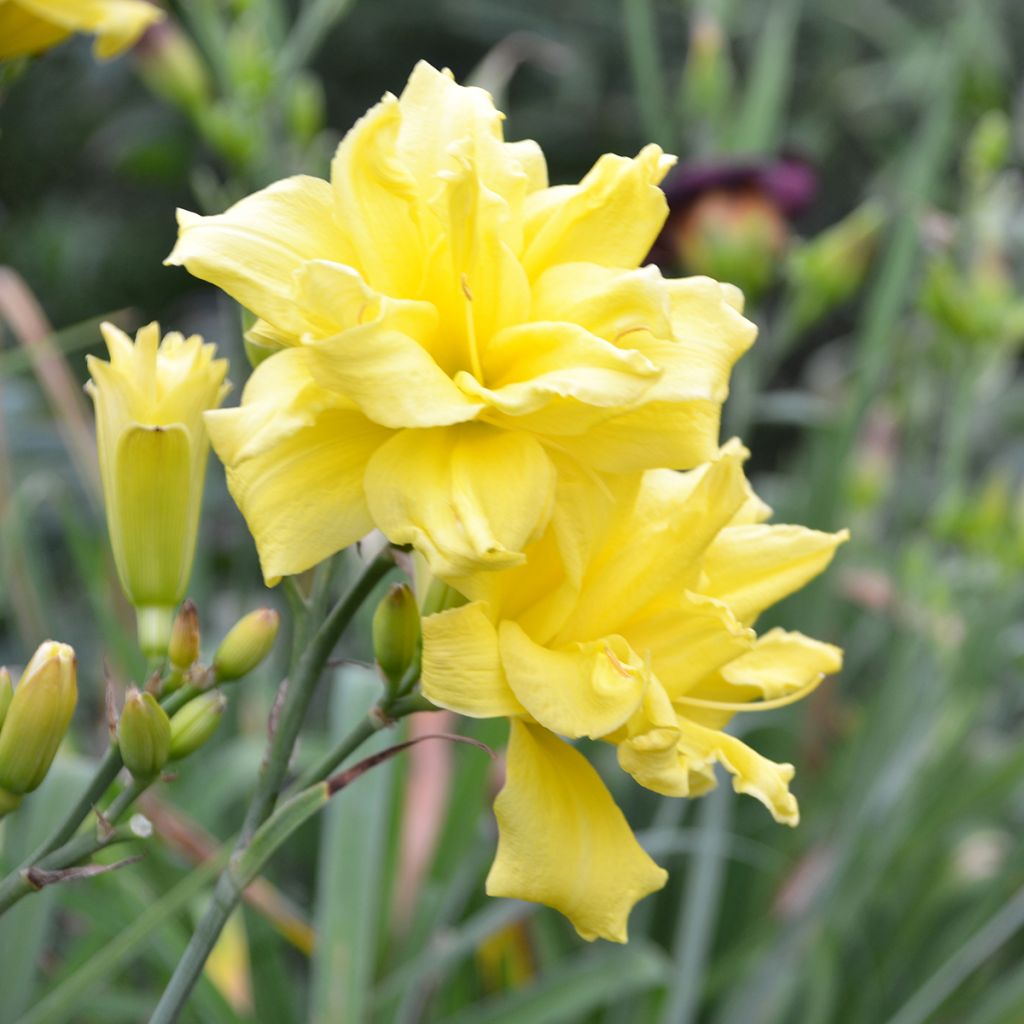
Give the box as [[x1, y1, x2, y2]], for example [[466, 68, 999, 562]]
[[0, 668, 12, 733], [169, 599, 201, 672], [0, 642, 77, 801], [213, 609, 279, 682], [373, 584, 421, 689], [169, 691, 226, 760], [85, 322, 230, 657], [118, 688, 172, 780]]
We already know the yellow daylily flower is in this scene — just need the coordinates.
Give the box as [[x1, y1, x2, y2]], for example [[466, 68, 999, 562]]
[[0, 0, 163, 60], [86, 322, 230, 655], [166, 61, 756, 583], [420, 444, 847, 941]]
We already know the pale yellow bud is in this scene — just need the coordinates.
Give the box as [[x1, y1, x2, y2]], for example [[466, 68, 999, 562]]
[[0, 642, 78, 803], [213, 609, 280, 682], [85, 322, 230, 657]]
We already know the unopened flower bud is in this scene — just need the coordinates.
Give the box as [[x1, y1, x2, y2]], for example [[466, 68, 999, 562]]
[[373, 584, 421, 689], [135, 19, 211, 113], [0, 668, 12, 733], [168, 600, 201, 672], [169, 691, 226, 760], [0, 642, 77, 801], [118, 687, 172, 780], [213, 609, 280, 682]]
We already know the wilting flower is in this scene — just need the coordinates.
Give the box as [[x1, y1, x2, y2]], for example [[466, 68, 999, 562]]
[[420, 444, 846, 941], [0, 0, 163, 61], [167, 61, 756, 582], [86, 322, 230, 656]]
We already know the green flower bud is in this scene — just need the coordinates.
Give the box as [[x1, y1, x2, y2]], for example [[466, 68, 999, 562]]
[[373, 584, 421, 689], [0, 668, 12, 733], [168, 691, 226, 761], [0, 642, 77, 798], [118, 688, 172, 780], [168, 599, 201, 673], [213, 609, 280, 682]]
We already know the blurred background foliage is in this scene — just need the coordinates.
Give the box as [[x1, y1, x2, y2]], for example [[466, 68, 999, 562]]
[[2, 0, 1024, 1022]]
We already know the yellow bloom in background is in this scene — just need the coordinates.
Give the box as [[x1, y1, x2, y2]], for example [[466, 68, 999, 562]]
[[86, 322, 230, 656], [0, 0, 163, 60], [166, 61, 755, 583], [420, 443, 847, 941]]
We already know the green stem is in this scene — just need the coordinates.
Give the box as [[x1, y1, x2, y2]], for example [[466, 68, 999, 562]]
[[293, 690, 433, 792], [0, 776, 150, 915], [150, 551, 395, 1024]]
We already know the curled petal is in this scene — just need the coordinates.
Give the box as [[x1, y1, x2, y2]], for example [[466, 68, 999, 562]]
[[703, 525, 851, 624], [421, 602, 525, 718], [522, 145, 676, 275], [364, 424, 556, 577], [487, 720, 667, 942], [166, 177, 354, 342], [499, 622, 647, 739]]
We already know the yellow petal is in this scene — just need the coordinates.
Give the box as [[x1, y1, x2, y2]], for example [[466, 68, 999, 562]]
[[330, 94, 424, 297], [364, 424, 556, 577], [306, 323, 483, 429], [718, 628, 843, 700], [166, 176, 354, 343], [0, 4, 69, 58], [421, 603, 525, 717], [703, 525, 851, 624], [556, 455, 750, 642], [396, 61, 539, 218], [499, 622, 647, 739], [487, 720, 667, 942], [530, 263, 672, 343], [205, 351, 390, 584], [674, 718, 800, 826], [554, 397, 722, 473], [522, 144, 676, 275], [622, 592, 755, 701], [12, 0, 161, 58], [615, 680, 692, 797], [457, 321, 658, 428]]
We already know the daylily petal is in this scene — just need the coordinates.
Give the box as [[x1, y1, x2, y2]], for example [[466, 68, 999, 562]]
[[674, 718, 800, 826], [622, 592, 755, 701], [556, 454, 750, 641], [206, 353, 390, 584], [12, 0, 161, 57], [421, 602, 525, 717], [330, 94, 425, 297], [499, 622, 646, 739], [364, 424, 557, 577], [718, 628, 843, 700], [397, 61, 538, 219], [487, 719, 667, 942], [615, 680, 692, 797], [554, 397, 723, 473], [522, 144, 676, 275], [703, 525, 850, 624], [530, 263, 673, 344], [0, 3, 69, 58], [166, 177, 354, 342], [306, 323, 483, 429]]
